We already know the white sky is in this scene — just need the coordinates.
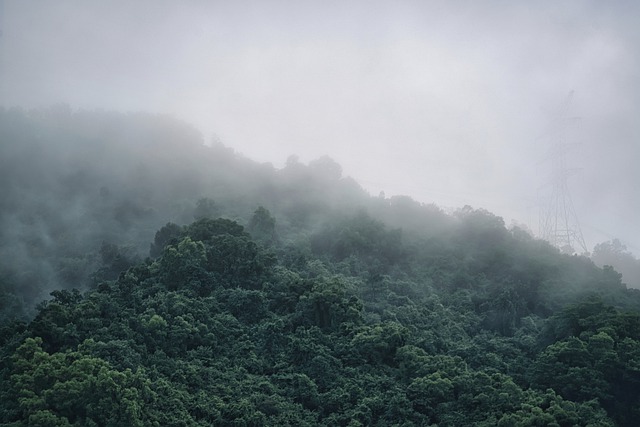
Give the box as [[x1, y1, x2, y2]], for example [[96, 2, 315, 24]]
[[1, 0, 639, 253]]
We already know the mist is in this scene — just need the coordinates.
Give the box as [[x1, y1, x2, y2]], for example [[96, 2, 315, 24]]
[[1, 0, 640, 253], [5, 4, 640, 423]]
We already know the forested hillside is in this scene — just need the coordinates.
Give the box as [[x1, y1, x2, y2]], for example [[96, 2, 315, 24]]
[[1, 107, 639, 426]]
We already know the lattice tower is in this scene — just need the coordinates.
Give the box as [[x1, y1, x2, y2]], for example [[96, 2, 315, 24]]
[[538, 91, 588, 254]]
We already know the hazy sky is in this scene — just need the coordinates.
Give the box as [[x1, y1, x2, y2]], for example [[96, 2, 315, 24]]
[[1, 0, 639, 253]]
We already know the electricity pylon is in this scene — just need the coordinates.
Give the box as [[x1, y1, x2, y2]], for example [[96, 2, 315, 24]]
[[538, 91, 588, 254]]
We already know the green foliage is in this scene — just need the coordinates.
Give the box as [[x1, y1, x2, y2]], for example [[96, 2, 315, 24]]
[[310, 211, 404, 272], [531, 298, 640, 424], [6, 337, 153, 427], [295, 278, 363, 331], [248, 206, 277, 246], [3, 214, 635, 425], [2, 109, 640, 426], [592, 239, 640, 289], [159, 237, 207, 291], [149, 222, 183, 258], [185, 217, 247, 242]]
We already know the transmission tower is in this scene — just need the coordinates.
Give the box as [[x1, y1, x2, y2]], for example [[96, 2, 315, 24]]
[[538, 91, 588, 254]]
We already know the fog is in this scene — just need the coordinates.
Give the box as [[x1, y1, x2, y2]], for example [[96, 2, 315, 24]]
[[1, 0, 639, 253]]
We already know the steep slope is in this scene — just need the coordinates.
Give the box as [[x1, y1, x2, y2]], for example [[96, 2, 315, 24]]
[[1, 107, 639, 425], [2, 217, 638, 426]]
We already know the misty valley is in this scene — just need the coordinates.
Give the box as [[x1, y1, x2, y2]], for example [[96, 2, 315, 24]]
[[1, 107, 640, 426]]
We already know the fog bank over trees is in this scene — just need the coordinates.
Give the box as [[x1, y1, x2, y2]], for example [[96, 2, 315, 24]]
[[1, 107, 638, 319], [2, 3, 640, 424], [1, 108, 640, 426], [2, 1, 640, 253]]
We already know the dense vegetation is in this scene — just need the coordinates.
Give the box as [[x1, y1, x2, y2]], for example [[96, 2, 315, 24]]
[[1, 107, 639, 426]]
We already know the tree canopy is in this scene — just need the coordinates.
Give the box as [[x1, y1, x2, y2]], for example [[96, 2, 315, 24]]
[[1, 108, 639, 425]]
